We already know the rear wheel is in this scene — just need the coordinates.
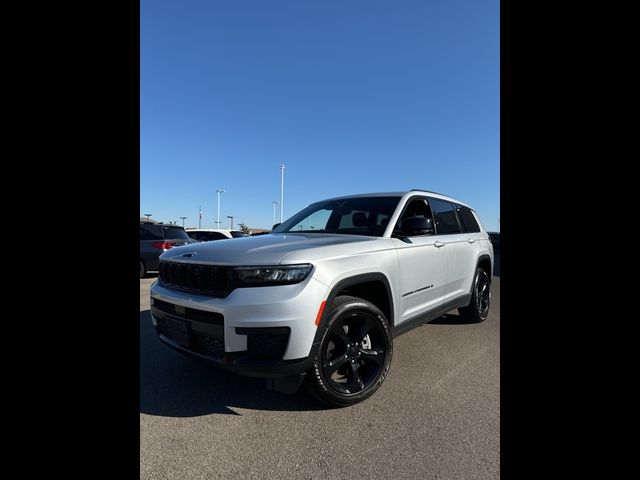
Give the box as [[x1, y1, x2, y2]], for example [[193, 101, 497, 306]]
[[459, 267, 490, 323], [306, 295, 393, 407], [140, 259, 146, 279]]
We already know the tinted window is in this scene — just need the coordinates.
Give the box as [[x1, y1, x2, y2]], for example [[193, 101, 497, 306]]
[[140, 225, 162, 240], [338, 210, 369, 230], [429, 198, 461, 234], [230, 231, 245, 238], [188, 232, 227, 241], [273, 196, 401, 237], [456, 205, 481, 233], [396, 198, 433, 229], [205, 232, 229, 241], [161, 226, 190, 240]]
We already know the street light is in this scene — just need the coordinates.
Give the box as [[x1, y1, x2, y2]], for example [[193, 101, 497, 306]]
[[180, 216, 187, 228], [216, 189, 225, 226], [279, 164, 285, 223], [227, 215, 234, 229], [272, 201, 279, 227]]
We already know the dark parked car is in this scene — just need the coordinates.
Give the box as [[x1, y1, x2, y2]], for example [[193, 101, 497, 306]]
[[488, 232, 500, 253], [140, 223, 195, 278]]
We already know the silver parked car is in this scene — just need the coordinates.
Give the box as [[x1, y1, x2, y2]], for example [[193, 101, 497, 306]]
[[150, 190, 493, 406]]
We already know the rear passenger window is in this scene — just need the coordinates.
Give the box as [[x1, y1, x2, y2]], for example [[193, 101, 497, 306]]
[[429, 198, 462, 234], [456, 205, 481, 233]]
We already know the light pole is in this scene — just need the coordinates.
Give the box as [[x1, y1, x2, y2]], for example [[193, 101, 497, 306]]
[[199, 206, 202, 229], [144, 213, 152, 222], [279, 164, 285, 223], [272, 201, 279, 226], [227, 215, 234, 229], [216, 189, 225, 227], [180, 216, 187, 228]]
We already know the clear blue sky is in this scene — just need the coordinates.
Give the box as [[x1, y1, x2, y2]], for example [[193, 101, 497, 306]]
[[141, 0, 499, 231]]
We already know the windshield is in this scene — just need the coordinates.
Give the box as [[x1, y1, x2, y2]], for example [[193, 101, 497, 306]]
[[273, 196, 401, 237]]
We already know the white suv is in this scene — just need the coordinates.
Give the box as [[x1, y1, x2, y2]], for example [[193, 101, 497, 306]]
[[150, 190, 493, 406], [185, 229, 247, 241]]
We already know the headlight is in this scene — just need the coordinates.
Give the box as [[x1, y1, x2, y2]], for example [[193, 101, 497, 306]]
[[233, 264, 313, 286]]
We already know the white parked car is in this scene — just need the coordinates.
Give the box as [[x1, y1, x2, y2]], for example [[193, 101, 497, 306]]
[[150, 190, 493, 406], [185, 228, 247, 242]]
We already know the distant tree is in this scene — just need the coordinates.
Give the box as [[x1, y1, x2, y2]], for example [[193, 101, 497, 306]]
[[239, 223, 250, 234]]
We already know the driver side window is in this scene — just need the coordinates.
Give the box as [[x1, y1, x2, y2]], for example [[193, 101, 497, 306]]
[[396, 198, 433, 230]]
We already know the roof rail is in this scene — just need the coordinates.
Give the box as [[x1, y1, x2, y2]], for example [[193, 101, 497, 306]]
[[410, 188, 447, 196]]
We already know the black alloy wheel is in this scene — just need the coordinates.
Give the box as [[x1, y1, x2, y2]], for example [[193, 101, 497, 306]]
[[307, 295, 393, 407], [459, 268, 490, 323]]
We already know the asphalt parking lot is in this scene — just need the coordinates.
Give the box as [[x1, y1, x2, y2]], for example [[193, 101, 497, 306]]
[[140, 263, 500, 479]]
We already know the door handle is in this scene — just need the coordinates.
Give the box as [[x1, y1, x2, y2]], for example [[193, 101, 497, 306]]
[[468, 238, 475, 243], [434, 241, 445, 248]]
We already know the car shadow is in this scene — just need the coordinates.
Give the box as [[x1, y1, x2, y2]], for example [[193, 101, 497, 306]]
[[140, 310, 327, 417], [426, 312, 480, 325]]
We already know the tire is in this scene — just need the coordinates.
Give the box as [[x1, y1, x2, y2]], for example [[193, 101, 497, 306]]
[[459, 267, 491, 323], [140, 259, 146, 279], [306, 295, 393, 407]]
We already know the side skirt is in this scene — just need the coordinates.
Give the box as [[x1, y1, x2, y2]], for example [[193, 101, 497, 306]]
[[391, 294, 472, 338]]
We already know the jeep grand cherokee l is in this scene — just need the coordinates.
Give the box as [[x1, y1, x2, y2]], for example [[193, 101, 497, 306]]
[[149, 190, 493, 406]]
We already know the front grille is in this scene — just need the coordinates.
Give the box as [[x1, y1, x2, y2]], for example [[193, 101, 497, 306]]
[[185, 307, 223, 325], [156, 317, 186, 341], [159, 261, 231, 297], [152, 298, 176, 314], [190, 333, 225, 357], [247, 334, 289, 360], [152, 298, 223, 325]]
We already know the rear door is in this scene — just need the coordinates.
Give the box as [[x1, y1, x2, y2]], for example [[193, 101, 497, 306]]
[[428, 198, 478, 303]]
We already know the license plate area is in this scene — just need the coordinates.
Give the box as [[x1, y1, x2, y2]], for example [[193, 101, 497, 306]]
[[162, 316, 191, 346]]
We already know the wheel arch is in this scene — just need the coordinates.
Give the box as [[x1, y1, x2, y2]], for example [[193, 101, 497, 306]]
[[477, 254, 492, 280], [312, 273, 394, 345]]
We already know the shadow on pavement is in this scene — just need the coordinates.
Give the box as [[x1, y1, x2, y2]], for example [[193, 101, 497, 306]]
[[427, 312, 479, 325], [140, 310, 326, 417]]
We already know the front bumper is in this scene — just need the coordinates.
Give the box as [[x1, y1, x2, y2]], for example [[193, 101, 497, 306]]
[[149, 276, 329, 377]]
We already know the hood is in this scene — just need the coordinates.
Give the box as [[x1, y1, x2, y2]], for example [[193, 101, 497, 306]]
[[159, 233, 379, 265]]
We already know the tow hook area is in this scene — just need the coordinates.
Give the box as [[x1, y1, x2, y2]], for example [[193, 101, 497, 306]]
[[265, 373, 306, 394]]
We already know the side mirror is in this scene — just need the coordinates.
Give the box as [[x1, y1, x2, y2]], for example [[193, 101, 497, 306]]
[[401, 216, 434, 235], [272, 223, 281, 230]]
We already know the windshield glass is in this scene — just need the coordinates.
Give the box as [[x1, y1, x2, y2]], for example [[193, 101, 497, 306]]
[[273, 196, 401, 237]]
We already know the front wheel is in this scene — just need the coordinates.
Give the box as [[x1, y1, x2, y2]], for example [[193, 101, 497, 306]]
[[306, 295, 393, 407], [459, 267, 491, 323]]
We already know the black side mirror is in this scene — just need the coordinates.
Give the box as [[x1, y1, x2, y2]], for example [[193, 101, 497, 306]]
[[272, 223, 281, 230], [401, 216, 434, 235]]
